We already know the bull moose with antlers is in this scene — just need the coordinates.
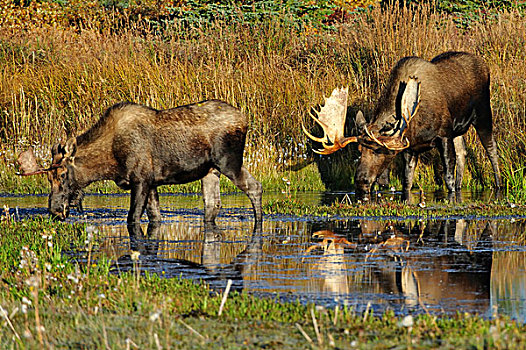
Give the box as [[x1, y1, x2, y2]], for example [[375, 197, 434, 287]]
[[303, 51, 501, 199], [17, 100, 263, 225]]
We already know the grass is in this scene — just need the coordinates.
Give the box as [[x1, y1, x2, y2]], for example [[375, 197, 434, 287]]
[[1, 216, 526, 348], [1, 3, 526, 197], [264, 195, 526, 217]]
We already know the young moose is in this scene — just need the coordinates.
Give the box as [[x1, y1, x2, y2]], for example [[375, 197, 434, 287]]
[[303, 51, 501, 199], [18, 100, 263, 225]]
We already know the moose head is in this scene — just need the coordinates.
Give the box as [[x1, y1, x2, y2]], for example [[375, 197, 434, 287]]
[[303, 78, 420, 197], [17, 138, 84, 220]]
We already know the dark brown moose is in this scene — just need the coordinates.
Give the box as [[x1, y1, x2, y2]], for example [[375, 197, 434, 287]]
[[17, 100, 263, 225], [303, 51, 501, 199]]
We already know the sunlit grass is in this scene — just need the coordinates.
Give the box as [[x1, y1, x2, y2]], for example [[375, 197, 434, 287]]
[[1, 4, 526, 197]]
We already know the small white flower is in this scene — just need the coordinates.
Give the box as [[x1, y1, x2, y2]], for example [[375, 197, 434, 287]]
[[67, 274, 79, 284], [22, 297, 32, 305], [86, 225, 98, 234], [19, 259, 28, 269], [149, 310, 161, 322], [25, 276, 40, 288], [130, 251, 141, 261], [399, 315, 414, 328]]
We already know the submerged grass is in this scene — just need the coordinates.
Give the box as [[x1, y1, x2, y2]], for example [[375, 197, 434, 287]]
[[1, 3, 526, 196], [1, 216, 526, 348]]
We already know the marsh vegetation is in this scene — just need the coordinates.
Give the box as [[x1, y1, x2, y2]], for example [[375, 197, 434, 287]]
[[1, 0, 526, 198], [2, 0, 526, 348]]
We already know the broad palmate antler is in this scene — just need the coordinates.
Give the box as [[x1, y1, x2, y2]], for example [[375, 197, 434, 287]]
[[302, 87, 357, 155]]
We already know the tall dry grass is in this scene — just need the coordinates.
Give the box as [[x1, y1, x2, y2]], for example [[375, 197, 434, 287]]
[[1, 3, 526, 195]]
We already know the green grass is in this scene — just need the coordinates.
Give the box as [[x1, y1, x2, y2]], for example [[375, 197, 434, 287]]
[[264, 196, 526, 217], [1, 217, 526, 348]]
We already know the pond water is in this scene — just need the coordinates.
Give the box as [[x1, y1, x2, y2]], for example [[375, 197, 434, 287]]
[[3, 191, 526, 321]]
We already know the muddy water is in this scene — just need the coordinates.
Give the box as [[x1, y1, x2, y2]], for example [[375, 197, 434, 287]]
[[3, 192, 526, 321]]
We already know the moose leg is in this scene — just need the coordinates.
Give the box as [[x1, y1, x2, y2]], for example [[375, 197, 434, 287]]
[[476, 129, 502, 189], [474, 96, 502, 188], [201, 169, 222, 223], [128, 182, 150, 224], [375, 167, 391, 189], [402, 151, 419, 201], [453, 136, 467, 192], [437, 137, 456, 194], [223, 166, 263, 223], [146, 187, 162, 222]]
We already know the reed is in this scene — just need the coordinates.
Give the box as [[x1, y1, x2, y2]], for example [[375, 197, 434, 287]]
[[1, 3, 525, 196]]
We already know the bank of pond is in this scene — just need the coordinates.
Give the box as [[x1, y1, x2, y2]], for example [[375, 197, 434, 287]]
[[1, 192, 526, 348]]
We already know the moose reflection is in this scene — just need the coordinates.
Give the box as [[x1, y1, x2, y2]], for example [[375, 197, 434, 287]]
[[82, 215, 525, 316], [110, 222, 263, 292], [304, 219, 494, 313]]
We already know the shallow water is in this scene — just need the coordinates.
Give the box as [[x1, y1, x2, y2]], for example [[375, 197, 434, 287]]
[[3, 191, 526, 321]]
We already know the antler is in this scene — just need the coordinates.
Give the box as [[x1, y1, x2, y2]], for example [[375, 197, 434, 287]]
[[365, 77, 420, 151], [400, 77, 420, 135], [16, 148, 55, 176], [302, 87, 357, 155]]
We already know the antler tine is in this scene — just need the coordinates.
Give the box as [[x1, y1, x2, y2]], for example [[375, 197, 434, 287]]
[[383, 138, 411, 151], [364, 124, 410, 151], [301, 107, 331, 144], [364, 125, 386, 148]]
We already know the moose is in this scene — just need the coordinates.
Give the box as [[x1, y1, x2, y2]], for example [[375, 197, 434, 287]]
[[303, 51, 502, 199], [17, 100, 263, 226]]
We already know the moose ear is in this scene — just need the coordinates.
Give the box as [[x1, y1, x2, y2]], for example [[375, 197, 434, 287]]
[[64, 137, 77, 158], [355, 110, 367, 132]]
